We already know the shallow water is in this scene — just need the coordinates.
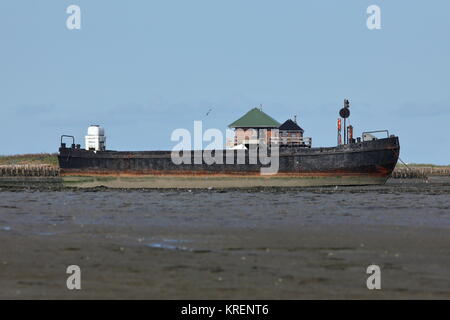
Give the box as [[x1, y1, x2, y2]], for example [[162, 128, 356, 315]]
[[1, 178, 449, 232]]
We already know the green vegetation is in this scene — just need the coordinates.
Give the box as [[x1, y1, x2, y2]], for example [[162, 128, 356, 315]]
[[0, 153, 59, 167], [400, 163, 450, 167], [393, 162, 450, 178]]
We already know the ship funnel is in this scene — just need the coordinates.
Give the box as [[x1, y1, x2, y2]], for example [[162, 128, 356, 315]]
[[85, 125, 106, 151]]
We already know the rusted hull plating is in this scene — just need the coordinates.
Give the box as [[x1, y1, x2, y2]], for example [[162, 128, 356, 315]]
[[58, 137, 400, 187]]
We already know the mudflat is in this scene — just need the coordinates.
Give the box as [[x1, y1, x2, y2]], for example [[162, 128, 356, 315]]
[[1, 177, 449, 299]]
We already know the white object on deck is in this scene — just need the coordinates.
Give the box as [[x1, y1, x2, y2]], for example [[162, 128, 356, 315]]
[[362, 133, 377, 142], [228, 144, 247, 150], [85, 125, 106, 151]]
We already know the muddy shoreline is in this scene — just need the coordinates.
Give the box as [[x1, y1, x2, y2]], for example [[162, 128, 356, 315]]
[[1, 178, 449, 299], [0, 175, 444, 188]]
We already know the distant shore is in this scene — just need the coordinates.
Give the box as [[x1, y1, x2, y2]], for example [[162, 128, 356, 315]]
[[391, 163, 450, 178], [0, 153, 58, 167]]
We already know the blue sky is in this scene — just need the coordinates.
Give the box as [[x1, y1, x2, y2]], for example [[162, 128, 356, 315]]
[[0, 0, 449, 164]]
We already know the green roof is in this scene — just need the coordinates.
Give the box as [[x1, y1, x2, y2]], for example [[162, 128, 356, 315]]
[[228, 108, 281, 128]]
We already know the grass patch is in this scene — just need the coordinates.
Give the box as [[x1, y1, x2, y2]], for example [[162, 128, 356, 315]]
[[0, 153, 59, 167], [400, 163, 450, 167]]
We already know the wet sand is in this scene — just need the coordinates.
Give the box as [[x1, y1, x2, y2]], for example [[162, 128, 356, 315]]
[[61, 174, 387, 188], [1, 177, 450, 299]]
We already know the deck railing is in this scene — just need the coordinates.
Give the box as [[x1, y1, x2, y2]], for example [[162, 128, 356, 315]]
[[226, 137, 312, 148], [271, 136, 312, 147]]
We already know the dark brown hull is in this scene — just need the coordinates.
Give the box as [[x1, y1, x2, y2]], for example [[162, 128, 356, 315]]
[[58, 137, 399, 188]]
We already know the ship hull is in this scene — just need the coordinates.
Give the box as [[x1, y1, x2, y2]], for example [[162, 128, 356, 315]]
[[58, 137, 400, 188]]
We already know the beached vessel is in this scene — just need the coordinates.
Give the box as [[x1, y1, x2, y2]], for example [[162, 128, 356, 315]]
[[58, 102, 400, 188]]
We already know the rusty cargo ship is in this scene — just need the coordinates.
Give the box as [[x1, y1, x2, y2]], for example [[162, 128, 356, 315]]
[[58, 102, 400, 188]]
